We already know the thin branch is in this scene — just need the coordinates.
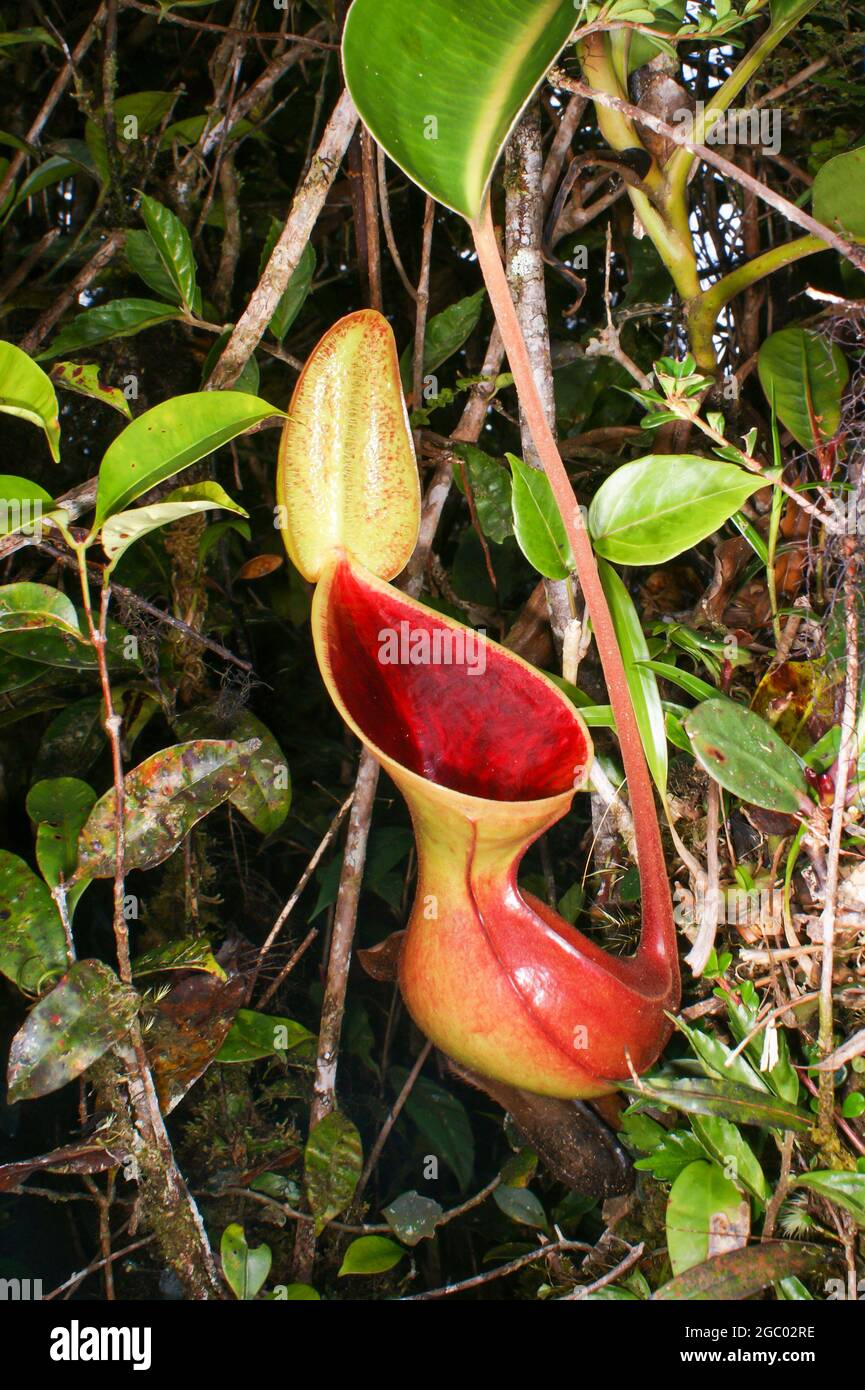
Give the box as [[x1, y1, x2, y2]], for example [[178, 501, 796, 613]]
[[400, 1237, 593, 1301], [206, 88, 357, 388]]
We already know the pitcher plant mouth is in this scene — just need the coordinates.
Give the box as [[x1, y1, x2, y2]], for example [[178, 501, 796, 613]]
[[312, 550, 591, 806], [311, 552, 680, 1099]]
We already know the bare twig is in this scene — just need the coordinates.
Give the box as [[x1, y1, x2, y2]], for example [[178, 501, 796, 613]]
[[561, 1240, 645, 1299], [400, 1237, 593, 1300], [19, 231, 125, 355], [356, 1040, 432, 1197], [206, 87, 358, 388]]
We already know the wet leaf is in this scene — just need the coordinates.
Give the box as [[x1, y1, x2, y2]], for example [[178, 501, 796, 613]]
[[684, 698, 810, 813], [382, 1191, 443, 1246], [589, 456, 762, 566], [652, 1242, 827, 1301], [339, 1235, 405, 1276], [0, 849, 67, 991], [508, 452, 573, 580], [757, 326, 848, 449], [75, 739, 258, 879], [0, 341, 60, 460], [666, 1160, 750, 1274], [94, 391, 280, 526], [7, 960, 139, 1102], [304, 1111, 363, 1234], [51, 361, 132, 418], [277, 310, 420, 583], [220, 1224, 271, 1300], [216, 1008, 314, 1063]]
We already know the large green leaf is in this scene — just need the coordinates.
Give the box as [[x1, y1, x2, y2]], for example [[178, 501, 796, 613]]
[[757, 326, 848, 449], [7, 960, 139, 1102], [37, 299, 183, 361], [684, 698, 810, 814], [588, 455, 762, 566], [622, 1075, 813, 1130], [599, 559, 667, 795], [94, 392, 281, 526], [343, 0, 579, 219], [0, 849, 67, 991], [666, 1161, 749, 1275], [75, 739, 258, 879], [0, 341, 60, 461], [177, 709, 291, 834], [216, 1008, 313, 1063], [0, 475, 57, 537], [813, 148, 865, 244], [508, 452, 573, 579], [390, 1068, 474, 1192]]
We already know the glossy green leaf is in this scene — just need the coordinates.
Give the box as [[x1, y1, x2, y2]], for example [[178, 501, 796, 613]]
[[622, 1075, 813, 1130], [220, 1224, 271, 1300], [794, 1171, 865, 1225], [216, 1008, 313, 1063], [452, 444, 513, 543], [0, 340, 60, 460], [684, 698, 810, 813], [100, 482, 247, 563], [399, 290, 486, 390], [304, 1111, 363, 1234], [0, 475, 56, 537], [0, 849, 67, 991], [76, 739, 258, 879], [260, 226, 315, 343], [813, 148, 865, 244], [37, 299, 183, 361], [0, 583, 81, 638], [599, 559, 667, 795], [382, 1191, 444, 1246], [588, 455, 762, 565], [391, 1068, 474, 1192], [94, 391, 280, 526], [690, 1115, 768, 1203], [125, 229, 185, 305], [7, 960, 139, 1102], [757, 326, 849, 449], [137, 192, 200, 313], [666, 1160, 749, 1275], [271, 1283, 320, 1301], [343, 0, 580, 219], [338, 1235, 405, 1276], [51, 361, 132, 419], [508, 452, 573, 579], [652, 1242, 826, 1301]]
